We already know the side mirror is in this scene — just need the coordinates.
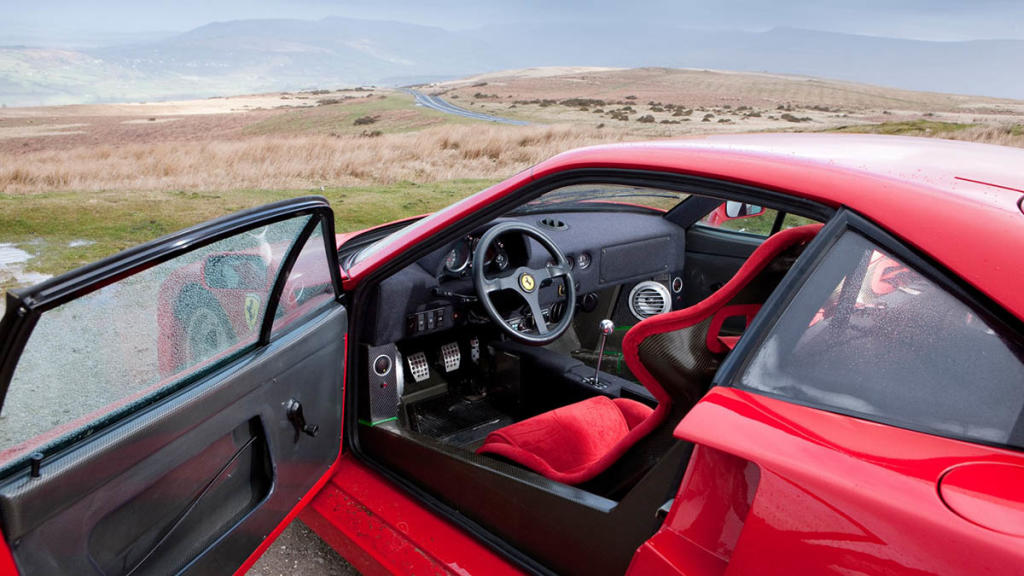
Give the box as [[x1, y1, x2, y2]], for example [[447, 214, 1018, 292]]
[[204, 254, 269, 290], [724, 201, 766, 220]]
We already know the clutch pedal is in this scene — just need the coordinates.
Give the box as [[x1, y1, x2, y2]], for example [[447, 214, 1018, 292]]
[[407, 351, 430, 382]]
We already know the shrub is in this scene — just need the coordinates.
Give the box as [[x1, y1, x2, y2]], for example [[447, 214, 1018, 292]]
[[561, 98, 606, 108], [636, 115, 655, 123], [353, 115, 380, 126]]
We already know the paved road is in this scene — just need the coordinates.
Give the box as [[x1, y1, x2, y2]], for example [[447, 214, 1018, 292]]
[[404, 89, 528, 125]]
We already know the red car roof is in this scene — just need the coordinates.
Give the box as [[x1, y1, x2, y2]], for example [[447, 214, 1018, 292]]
[[531, 134, 1024, 320]]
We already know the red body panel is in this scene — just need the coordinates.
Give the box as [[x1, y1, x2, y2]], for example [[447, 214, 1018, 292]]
[[301, 456, 523, 576], [638, 387, 1024, 575]]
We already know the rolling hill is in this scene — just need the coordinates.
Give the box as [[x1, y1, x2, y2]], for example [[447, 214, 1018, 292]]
[[2, 18, 1023, 106]]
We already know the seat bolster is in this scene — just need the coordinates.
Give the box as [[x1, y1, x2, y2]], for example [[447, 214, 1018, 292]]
[[612, 398, 654, 429]]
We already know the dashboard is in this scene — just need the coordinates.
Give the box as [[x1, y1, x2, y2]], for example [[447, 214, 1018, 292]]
[[364, 210, 688, 346]]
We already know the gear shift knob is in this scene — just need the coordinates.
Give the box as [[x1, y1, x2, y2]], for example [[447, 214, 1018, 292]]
[[592, 319, 615, 388]]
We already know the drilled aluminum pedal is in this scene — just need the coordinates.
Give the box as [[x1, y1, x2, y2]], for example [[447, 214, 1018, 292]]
[[440, 342, 461, 373], [407, 351, 430, 382]]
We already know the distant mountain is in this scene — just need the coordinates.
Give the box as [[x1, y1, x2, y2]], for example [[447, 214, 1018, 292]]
[[2, 18, 1022, 107]]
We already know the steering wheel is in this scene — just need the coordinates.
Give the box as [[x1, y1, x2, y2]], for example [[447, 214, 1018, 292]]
[[473, 222, 576, 344]]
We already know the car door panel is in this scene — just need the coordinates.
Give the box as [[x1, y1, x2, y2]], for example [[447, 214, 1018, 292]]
[[0, 198, 347, 575], [2, 298, 345, 576]]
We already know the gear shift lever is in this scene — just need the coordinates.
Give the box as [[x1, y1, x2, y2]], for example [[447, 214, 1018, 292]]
[[592, 319, 615, 388]]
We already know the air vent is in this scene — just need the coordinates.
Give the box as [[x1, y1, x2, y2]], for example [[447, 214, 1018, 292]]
[[628, 281, 671, 319], [538, 217, 568, 230]]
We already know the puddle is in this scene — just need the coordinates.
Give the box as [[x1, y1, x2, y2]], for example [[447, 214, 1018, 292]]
[[0, 243, 52, 315], [68, 239, 95, 248]]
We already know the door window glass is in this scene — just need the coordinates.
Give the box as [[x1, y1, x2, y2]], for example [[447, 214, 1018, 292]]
[[272, 221, 336, 332], [0, 215, 311, 463], [739, 231, 1024, 447]]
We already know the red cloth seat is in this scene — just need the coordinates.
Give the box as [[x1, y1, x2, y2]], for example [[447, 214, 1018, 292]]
[[478, 224, 823, 485], [477, 396, 654, 484]]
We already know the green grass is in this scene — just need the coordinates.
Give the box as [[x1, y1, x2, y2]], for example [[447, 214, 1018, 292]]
[[715, 211, 817, 236], [0, 179, 496, 294], [827, 120, 974, 136], [243, 92, 473, 136]]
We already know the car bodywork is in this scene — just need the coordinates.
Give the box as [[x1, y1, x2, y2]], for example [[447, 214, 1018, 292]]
[[0, 133, 1021, 576]]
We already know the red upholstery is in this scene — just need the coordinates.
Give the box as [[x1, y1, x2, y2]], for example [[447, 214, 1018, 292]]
[[477, 396, 654, 484], [478, 223, 823, 485]]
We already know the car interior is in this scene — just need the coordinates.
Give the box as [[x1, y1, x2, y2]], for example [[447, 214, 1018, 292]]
[[343, 179, 829, 576]]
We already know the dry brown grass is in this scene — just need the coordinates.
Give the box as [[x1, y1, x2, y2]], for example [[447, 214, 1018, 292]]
[[0, 124, 633, 195], [438, 67, 1024, 113], [945, 124, 1024, 147]]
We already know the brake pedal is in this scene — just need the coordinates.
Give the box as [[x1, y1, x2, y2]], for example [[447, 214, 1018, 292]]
[[440, 342, 461, 373]]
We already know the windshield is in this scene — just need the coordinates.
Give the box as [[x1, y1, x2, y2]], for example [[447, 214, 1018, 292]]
[[511, 184, 688, 214], [351, 182, 691, 266]]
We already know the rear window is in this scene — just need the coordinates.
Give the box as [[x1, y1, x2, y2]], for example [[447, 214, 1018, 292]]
[[739, 231, 1024, 447]]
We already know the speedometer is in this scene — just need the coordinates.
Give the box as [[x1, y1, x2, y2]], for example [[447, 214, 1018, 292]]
[[444, 240, 471, 274]]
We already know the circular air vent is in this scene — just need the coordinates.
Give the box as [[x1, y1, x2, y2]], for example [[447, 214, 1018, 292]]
[[538, 217, 568, 230], [628, 281, 672, 319]]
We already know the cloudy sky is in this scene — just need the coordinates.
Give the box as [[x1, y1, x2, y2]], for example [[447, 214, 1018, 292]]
[[3, 0, 1023, 46]]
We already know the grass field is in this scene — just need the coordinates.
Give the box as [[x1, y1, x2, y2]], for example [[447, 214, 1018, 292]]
[[3, 66, 1024, 297], [0, 179, 493, 293]]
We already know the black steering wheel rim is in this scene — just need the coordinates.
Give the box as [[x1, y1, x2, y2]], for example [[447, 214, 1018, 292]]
[[473, 221, 576, 344]]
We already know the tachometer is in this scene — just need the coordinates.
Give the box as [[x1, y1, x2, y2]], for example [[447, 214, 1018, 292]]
[[444, 239, 471, 274]]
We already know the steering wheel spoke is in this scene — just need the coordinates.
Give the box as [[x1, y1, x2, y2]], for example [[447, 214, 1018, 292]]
[[481, 273, 518, 294], [523, 291, 549, 335], [540, 263, 570, 282]]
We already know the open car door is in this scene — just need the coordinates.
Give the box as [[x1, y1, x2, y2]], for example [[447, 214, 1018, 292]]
[[0, 197, 347, 575]]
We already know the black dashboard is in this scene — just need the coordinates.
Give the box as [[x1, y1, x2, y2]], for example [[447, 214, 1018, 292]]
[[364, 210, 687, 346]]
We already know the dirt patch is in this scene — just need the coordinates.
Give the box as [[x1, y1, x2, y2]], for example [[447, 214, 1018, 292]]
[[247, 519, 359, 576]]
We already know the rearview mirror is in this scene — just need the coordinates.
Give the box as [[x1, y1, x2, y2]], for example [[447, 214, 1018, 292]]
[[724, 201, 765, 219], [204, 254, 269, 290]]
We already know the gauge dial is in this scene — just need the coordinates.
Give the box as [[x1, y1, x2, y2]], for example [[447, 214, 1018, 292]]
[[485, 241, 509, 272], [443, 239, 471, 274]]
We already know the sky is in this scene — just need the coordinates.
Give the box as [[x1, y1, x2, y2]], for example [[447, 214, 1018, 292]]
[[3, 0, 1023, 46]]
